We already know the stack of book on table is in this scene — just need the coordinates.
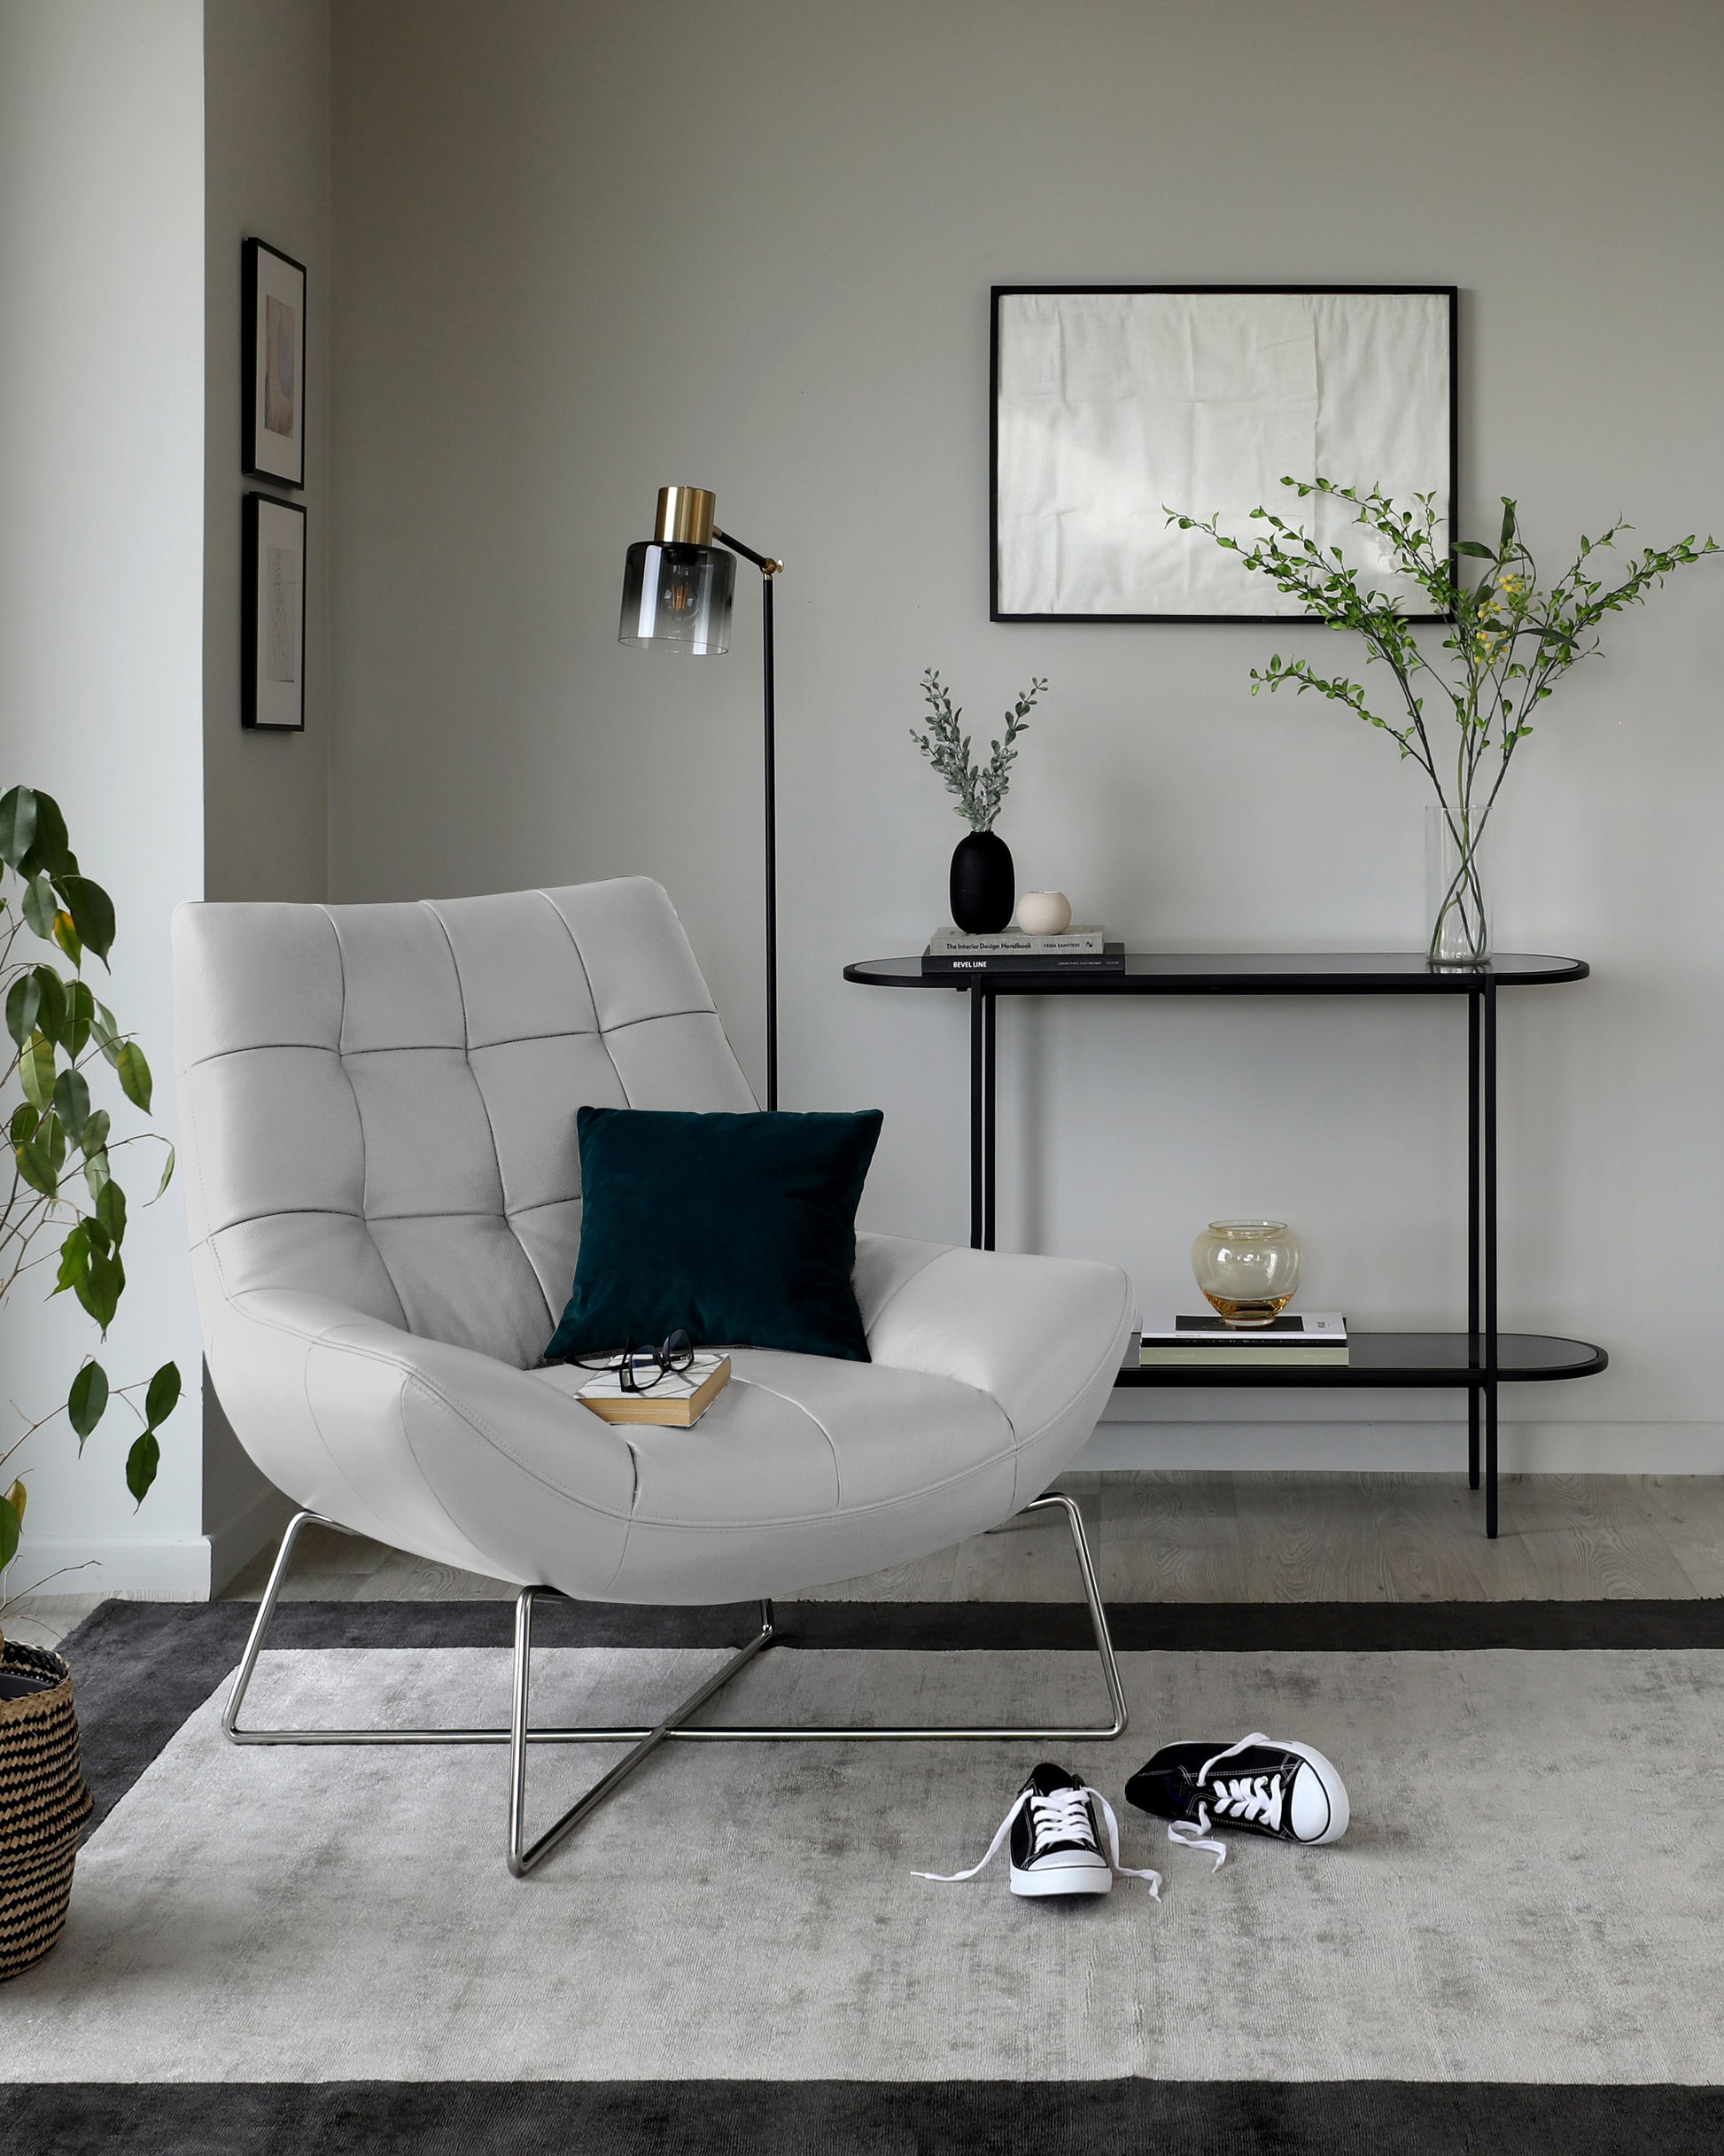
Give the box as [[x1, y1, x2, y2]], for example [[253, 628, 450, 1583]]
[[1138, 1313, 1348, 1367], [920, 927, 1125, 976]]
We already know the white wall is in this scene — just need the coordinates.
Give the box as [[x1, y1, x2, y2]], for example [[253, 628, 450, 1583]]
[[0, 0, 210, 1594], [199, 0, 330, 1586], [322, 0, 1720, 1475]]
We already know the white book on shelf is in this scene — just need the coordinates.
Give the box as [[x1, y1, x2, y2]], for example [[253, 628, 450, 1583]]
[[1138, 1312, 1347, 1343], [928, 925, 1107, 955]]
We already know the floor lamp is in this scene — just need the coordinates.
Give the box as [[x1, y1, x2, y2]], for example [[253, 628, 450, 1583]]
[[619, 486, 783, 1109]]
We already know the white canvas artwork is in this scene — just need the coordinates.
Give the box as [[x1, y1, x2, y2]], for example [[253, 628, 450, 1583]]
[[993, 289, 1453, 619], [246, 495, 305, 728]]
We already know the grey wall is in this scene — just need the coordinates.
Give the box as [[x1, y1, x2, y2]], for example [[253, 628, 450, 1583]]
[[205, 0, 330, 905], [0, 0, 210, 1592], [327, 0, 1723, 1470]]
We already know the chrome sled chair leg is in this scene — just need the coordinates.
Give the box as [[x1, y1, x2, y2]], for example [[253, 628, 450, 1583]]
[[223, 1492, 1128, 1878]]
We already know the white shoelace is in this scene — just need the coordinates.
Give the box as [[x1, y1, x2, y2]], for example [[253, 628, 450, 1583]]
[[1165, 1732, 1275, 1870], [914, 1783, 1161, 1895]]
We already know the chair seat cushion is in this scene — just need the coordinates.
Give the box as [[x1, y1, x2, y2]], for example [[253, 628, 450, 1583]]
[[543, 1107, 882, 1365], [528, 1345, 1012, 1529]]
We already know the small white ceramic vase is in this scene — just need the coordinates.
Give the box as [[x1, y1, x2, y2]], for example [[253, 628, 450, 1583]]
[[1016, 891, 1072, 936]]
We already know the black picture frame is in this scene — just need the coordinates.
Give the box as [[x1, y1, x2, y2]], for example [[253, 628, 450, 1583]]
[[243, 237, 307, 488], [990, 284, 1458, 625], [242, 493, 307, 732]]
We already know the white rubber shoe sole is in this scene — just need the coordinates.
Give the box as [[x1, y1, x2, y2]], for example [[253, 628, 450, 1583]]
[[1009, 1856, 1114, 1897]]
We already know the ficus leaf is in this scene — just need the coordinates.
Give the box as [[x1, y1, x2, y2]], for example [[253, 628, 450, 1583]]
[[114, 1039, 152, 1111], [19, 790, 74, 880], [155, 1144, 175, 1198], [19, 1031, 56, 1111], [32, 965, 66, 1047], [96, 1176, 126, 1247], [91, 1002, 121, 1067], [6, 1479, 25, 1527], [0, 1490, 19, 1572], [21, 875, 56, 940], [4, 972, 40, 1048], [16, 1128, 58, 1197], [78, 1241, 124, 1331], [54, 1222, 90, 1297], [125, 1431, 159, 1506], [67, 1359, 108, 1440], [144, 1361, 181, 1430], [10, 1101, 39, 1146], [0, 785, 38, 870], [51, 910, 82, 967], [62, 978, 94, 1057], [52, 1064, 90, 1142], [60, 875, 114, 964]]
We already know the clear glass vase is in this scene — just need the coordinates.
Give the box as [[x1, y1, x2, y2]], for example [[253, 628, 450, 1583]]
[[1191, 1220, 1302, 1327], [1426, 804, 1489, 968]]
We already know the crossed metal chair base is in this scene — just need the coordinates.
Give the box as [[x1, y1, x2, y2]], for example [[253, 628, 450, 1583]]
[[224, 1491, 1129, 1877]]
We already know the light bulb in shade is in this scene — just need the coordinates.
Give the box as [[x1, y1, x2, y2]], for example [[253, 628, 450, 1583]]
[[618, 486, 736, 656]]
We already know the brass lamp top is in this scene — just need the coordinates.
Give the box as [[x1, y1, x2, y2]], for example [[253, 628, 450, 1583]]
[[653, 486, 717, 548]]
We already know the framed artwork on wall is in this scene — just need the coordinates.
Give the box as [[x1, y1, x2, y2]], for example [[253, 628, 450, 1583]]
[[243, 493, 307, 731], [243, 237, 307, 487], [990, 284, 1457, 624]]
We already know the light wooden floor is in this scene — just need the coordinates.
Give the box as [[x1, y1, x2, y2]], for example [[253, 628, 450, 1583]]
[[8, 1472, 1723, 1653]]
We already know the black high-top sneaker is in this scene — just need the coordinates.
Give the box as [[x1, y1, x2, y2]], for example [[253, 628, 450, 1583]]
[[1126, 1733, 1348, 1865], [915, 1762, 1161, 1899]]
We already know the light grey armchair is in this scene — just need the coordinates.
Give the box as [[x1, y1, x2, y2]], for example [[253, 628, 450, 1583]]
[[174, 879, 1135, 1872]]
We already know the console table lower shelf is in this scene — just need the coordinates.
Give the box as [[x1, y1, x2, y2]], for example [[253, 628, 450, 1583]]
[[1119, 1331, 1607, 1389]]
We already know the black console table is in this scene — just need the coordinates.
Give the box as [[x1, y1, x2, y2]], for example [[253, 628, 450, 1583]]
[[842, 952, 1604, 1537]]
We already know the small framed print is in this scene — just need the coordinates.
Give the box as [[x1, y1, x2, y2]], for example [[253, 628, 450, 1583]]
[[243, 494, 307, 731], [243, 237, 306, 487]]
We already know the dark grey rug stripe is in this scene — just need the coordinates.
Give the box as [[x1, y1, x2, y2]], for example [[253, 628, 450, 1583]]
[[10, 2078, 1724, 2156], [58, 1595, 1724, 1832]]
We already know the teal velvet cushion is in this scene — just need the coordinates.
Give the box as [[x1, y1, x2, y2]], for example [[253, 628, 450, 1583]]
[[544, 1106, 884, 1365]]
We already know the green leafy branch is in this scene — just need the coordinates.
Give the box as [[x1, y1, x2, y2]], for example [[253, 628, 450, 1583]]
[[909, 669, 1047, 833], [1, 784, 181, 1599], [1169, 480, 1719, 957]]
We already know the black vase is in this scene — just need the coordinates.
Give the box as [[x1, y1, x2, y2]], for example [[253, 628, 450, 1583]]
[[949, 829, 1014, 933]]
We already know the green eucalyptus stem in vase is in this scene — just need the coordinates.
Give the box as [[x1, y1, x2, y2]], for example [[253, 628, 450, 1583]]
[[1170, 481, 1719, 965]]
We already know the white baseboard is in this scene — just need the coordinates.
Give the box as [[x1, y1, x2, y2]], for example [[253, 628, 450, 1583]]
[[10, 1535, 215, 1600], [1081, 1414, 1724, 1475]]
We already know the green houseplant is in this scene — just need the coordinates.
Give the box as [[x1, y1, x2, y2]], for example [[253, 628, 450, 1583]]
[[910, 667, 1047, 931], [0, 782, 181, 1978], [1171, 481, 1718, 962]]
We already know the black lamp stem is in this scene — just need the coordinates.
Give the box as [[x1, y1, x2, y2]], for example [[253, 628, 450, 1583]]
[[714, 527, 780, 1110]]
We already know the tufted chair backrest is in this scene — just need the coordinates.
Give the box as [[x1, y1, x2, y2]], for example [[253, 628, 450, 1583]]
[[173, 879, 756, 1369]]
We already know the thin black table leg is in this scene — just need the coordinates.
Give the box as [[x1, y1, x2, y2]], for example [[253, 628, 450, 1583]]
[[982, 990, 997, 1252], [1484, 973, 1500, 1538], [969, 985, 983, 1251], [1468, 988, 1481, 1492]]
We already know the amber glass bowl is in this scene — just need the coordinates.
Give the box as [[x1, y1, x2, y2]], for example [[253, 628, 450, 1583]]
[[1192, 1219, 1302, 1327]]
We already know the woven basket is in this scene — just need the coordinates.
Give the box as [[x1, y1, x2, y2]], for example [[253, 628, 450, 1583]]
[[0, 1635, 93, 1981]]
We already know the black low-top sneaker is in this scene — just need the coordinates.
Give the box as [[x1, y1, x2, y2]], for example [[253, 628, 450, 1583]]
[[915, 1762, 1161, 1899], [1126, 1732, 1348, 1866]]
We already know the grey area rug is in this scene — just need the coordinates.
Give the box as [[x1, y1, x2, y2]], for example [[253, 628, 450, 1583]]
[[6, 1598, 1724, 2154]]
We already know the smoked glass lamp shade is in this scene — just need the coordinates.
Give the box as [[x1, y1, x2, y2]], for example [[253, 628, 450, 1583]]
[[618, 541, 735, 656], [619, 488, 735, 656]]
